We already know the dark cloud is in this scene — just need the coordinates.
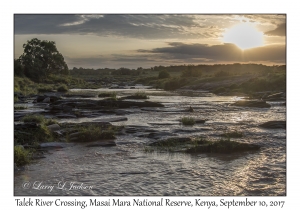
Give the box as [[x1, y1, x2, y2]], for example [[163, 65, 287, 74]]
[[138, 42, 285, 63], [14, 14, 205, 39], [265, 23, 286, 36]]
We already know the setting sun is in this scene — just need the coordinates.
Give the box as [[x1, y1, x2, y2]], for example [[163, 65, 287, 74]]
[[222, 23, 264, 50]]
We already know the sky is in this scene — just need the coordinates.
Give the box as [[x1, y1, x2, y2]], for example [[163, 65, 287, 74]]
[[14, 14, 286, 69]]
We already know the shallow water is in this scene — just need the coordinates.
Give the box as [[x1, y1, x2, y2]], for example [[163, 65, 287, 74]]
[[14, 89, 286, 196]]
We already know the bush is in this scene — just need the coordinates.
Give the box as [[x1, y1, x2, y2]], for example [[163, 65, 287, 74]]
[[14, 146, 30, 167], [14, 105, 28, 110], [72, 125, 115, 142], [164, 77, 188, 91], [158, 70, 171, 79], [57, 84, 68, 92], [214, 71, 230, 77], [125, 91, 149, 99], [38, 84, 54, 92], [181, 117, 195, 126], [21, 114, 45, 124]]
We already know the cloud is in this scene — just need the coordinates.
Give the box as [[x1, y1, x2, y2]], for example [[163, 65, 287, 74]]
[[265, 23, 286, 36], [14, 14, 208, 39], [138, 42, 286, 63]]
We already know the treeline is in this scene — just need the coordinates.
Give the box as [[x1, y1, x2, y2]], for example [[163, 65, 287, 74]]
[[69, 63, 286, 77]]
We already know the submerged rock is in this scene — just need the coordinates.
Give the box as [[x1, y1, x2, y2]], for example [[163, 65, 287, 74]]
[[265, 92, 286, 101], [231, 100, 271, 108], [149, 137, 193, 146], [185, 139, 260, 154], [86, 140, 116, 147], [259, 121, 286, 129]]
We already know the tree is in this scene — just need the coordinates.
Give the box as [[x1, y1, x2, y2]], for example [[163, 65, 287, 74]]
[[158, 70, 171, 79], [181, 66, 202, 78], [19, 38, 69, 81]]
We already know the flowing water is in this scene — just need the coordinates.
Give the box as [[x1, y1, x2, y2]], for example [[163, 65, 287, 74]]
[[14, 88, 286, 196]]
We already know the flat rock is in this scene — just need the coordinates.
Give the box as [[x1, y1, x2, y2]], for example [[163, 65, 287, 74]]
[[195, 119, 206, 123], [39, 142, 75, 149], [55, 114, 77, 118], [231, 100, 271, 108], [93, 117, 128, 123], [86, 140, 116, 147], [259, 121, 286, 129], [149, 137, 192, 146]]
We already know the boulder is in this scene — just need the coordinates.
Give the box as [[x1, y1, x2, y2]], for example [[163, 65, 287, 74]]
[[259, 121, 286, 129], [47, 124, 61, 132], [42, 97, 51, 103]]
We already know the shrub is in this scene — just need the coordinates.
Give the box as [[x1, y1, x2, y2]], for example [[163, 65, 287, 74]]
[[21, 114, 45, 124], [158, 70, 171, 79], [38, 84, 54, 92], [125, 91, 149, 99], [57, 84, 68, 92], [181, 117, 195, 126], [72, 125, 115, 142], [14, 105, 28, 110], [14, 146, 31, 167], [214, 71, 230, 77]]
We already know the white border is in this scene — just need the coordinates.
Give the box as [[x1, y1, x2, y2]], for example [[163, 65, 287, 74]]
[[3, 0, 298, 208]]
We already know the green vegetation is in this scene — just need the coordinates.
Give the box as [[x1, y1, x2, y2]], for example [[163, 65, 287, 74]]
[[69, 125, 116, 142], [37, 84, 55, 92], [124, 91, 149, 99], [147, 137, 260, 154], [98, 92, 117, 98], [18, 38, 69, 82], [14, 146, 31, 167], [181, 66, 202, 77], [57, 84, 69, 92], [181, 117, 195, 126], [158, 70, 171, 79], [14, 76, 38, 96], [14, 105, 28, 110], [186, 139, 260, 154], [21, 114, 45, 124]]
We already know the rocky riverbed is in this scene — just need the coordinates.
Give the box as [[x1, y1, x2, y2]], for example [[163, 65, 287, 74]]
[[14, 87, 286, 196]]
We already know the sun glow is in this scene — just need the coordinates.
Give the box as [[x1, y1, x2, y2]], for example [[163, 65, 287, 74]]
[[222, 23, 264, 50]]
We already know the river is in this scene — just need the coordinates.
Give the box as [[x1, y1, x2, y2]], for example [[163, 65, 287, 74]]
[[14, 88, 286, 196]]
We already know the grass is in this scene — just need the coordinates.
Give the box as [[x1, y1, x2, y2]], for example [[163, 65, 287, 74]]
[[186, 138, 260, 154], [98, 92, 117, 98], [21, 114, 45, 124], [220, 131, 243, 138], [181, 117, 195, 126], [37, 84, 54, 92], [69, 125, 116, 142], [124, 91, 149, 99], [14, 146, 31, 167], [57, 84, 68, 92], [147, 137, 260, 154], [14, 105, 28, 110], [16, 114, 56, 145]]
